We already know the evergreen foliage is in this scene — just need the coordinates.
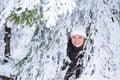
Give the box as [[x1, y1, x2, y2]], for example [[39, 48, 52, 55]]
[[6, 7, 43, 27]]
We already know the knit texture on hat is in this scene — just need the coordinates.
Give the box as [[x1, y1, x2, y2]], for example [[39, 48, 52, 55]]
[[70, 27, 86, 38]]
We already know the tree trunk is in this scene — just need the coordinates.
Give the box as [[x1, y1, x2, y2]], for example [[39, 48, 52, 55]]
[[4, 22, 11, 63], [0, 75, 15, 80]]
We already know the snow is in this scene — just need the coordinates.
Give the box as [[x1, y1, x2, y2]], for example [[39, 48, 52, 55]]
[[0, 63, 14, 77], [0, 0, 120, 80], [43, 0, 76, 28], [9, 25, 35, 61]]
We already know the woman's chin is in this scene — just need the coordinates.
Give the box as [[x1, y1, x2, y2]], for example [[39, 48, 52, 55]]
[[74, 45, 81, 47]]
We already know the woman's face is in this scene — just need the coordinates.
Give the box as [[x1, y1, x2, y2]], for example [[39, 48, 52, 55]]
[[71, 34, 85, 47]]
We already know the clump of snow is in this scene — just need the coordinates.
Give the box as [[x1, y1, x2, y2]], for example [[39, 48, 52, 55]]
[[43, 0, 76, 28], [0, 63, 14, 77], [10, 26, 35, 61]]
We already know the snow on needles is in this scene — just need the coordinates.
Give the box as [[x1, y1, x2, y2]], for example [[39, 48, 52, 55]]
[[43, 0, 76, 28]]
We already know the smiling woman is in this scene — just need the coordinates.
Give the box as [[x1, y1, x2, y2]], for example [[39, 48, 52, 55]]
[[70, 26, 86, 47], [71, 35, 85, 47], [62, 25, 87, 80]]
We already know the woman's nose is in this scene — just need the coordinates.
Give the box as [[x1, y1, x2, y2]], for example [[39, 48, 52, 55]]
[[75, 38, 80, 42]]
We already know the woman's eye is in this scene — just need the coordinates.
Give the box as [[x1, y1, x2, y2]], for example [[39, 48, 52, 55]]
[[72, 36, 76, 38], [78, 36, 82, 39]]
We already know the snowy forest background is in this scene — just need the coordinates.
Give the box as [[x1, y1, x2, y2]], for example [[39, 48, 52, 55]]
[[0, 0, 120, 80]]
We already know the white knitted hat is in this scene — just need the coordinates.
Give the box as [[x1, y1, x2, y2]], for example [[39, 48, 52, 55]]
[[70, 26, 86, 38]]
